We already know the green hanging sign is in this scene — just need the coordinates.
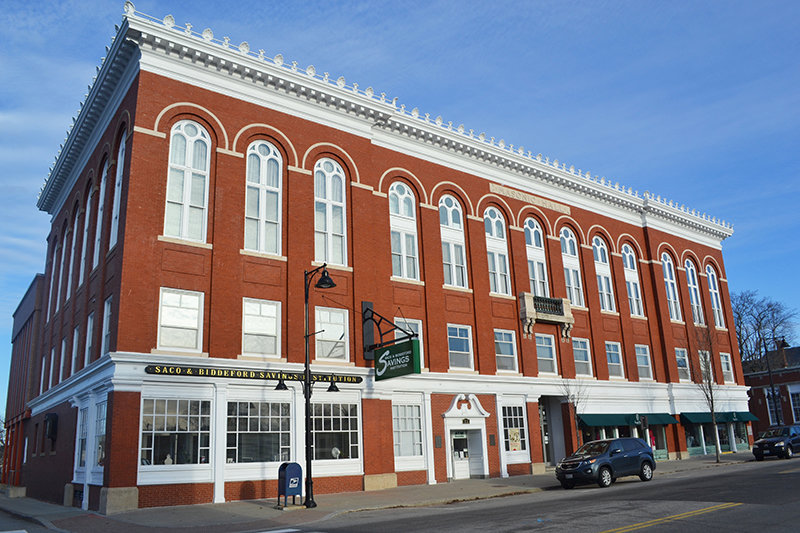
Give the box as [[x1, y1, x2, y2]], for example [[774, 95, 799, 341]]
[[374, 339, 421, 381]]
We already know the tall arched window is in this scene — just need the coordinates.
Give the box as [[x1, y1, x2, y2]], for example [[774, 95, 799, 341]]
[[314, 158, 347, 265], [244, 141, 283, 255], [685, 260, 704, 325], [621, 244, 643, 316], [164, 120, 211, 242], [560, 228, 583, 307], [706, 265, 725, 328], [661, 253, 681, 321], [93, 160, 108, 268], [389, 182, 419, 280], [484, 207, 511, 295], [524, 218, 548, 297], [79, 186, 93, 286], [67, 207, 79, 299], [46, 237, 59, 318], [439, 195, 467, 288], [592, 236, 615, 312], [109, 131, 126, 248], [56, 226, 67, 312]]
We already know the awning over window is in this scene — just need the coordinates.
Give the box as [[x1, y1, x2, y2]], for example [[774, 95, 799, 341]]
[[680, 411, 758, 425], [578, 413, 678, 427]]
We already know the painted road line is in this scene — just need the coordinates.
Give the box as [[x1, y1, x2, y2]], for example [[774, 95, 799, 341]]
[[599, 502, 743, 533]]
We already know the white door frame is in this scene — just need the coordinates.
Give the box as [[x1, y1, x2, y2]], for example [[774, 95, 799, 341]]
[[442, 394, 490, 480]]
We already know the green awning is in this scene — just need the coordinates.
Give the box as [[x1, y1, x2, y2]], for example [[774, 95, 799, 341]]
[[643, 413, 679, 425], [578, 413, 678, 427], [681, 411, 758, 425]]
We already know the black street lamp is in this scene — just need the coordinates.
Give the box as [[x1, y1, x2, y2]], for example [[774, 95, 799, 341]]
[[303, 263, 336, 508], [766, 336, 790, 426]]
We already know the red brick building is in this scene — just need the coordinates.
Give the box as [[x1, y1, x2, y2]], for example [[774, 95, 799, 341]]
[[744, 346, 800, 434], [4, 3, 753, 512]]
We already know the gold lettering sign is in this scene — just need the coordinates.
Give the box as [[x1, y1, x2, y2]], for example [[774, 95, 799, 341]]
[[489, 183, 570, 215], [144, 364, 363, 383]]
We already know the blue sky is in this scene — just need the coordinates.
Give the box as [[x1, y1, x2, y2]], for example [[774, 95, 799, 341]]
[[1, 0, 798, 416]]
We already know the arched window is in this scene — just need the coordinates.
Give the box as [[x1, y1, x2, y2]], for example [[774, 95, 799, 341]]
[[484, 207, 511, 295], [439, 195, 467, 288], [66, 207, 79, 300], [524, 218, 548, 297], [661, 253, 681, 321], [706, 265, 725, 328], [314, 158, 347, 265], [79, 186, 93, 286], [164, 120, 211, 242], [592, 236, 615, 312], [685, 260, 704, 325], [560, 228, 583, 307], [93, 160, 108, 268], [388, 182, 419, 280], [109, 131, 126, 248], [56, 226, 67, 312], [621, 244, 643, 316], [244, 141, 283, 255], [46, 236, 59, 318]]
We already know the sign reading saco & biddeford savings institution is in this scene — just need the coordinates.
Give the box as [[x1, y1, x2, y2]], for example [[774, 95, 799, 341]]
[[374, 339, 421, 381], [144, 365, 363, 384]]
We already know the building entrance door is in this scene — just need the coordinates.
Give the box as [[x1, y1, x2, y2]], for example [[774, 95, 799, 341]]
[[451, 430, 471, 479]]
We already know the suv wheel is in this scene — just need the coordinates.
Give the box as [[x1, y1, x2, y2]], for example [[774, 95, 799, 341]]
[[785, 446, 794, 459], [639, 461, 654, 481], [597, 467, 613, 488]]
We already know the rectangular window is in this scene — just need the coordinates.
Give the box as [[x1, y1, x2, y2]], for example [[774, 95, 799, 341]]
[[395, 318, 424, 368], [626, 280, 643, 317], [699, 351, 713, 382], [158, 288, 203, 351], [494, 329, 518, 372], [392, 404, 423, 457], [242, 299, 280, 357], [596, 274, 615, 312], [442, 242, 467, 288], [77, 408, 87, 467], [636, 345, 652, 380], [572, 338, 592, 376], [49, 347, 56, 388], [39, 354, 46, 394], [605, 342, 624, 378], [791, 392, 800, 423], [528, 259, 548, 297], [502, 405, 527, 453], [564, 267, 584, 307], [140, 398, 211, 465], [720, 353, 734, 383], [95, 401, 107, 467], [85, 313, 94, 367], [447, 325, 473, 369], [675, 348, 690, 381], [312, 402, 359, 460], [226, 401, 290, 463], [536, 334, 557, 374], [391, 230, 419, 280], [102, 296, 112, 355], [60, 337, 68, 382], [315, 307, 348, 361], [72, 326, 80, 374], [767, 389, 780, 426], [487, 251, 510, 295]]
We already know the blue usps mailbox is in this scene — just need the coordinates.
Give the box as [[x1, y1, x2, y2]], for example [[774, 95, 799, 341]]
[[277, 462, 303, 507]]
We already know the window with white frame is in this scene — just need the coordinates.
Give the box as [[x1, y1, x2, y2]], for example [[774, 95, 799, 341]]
[[226, 401, 290, 463], [101, 296, 112, 355], [164, 121, 211, 242], [389, 182, 419, 280], [395, 317, 424, 368], [85, 312, 94, 367], [560, 228, 584, 307], [636, 345, 652, 380], [706, 265, 725, 328], [95, 400, 107, 467], [392, 404, 423, 457], [140, 398, 211, 465], [439, 195, 468, 288], [77, 408, 88, 467], [109, 131, 126, 248], [71, 325, 80, 374], [448, 324, 473, 369], [54, 234, 66, 313], [315, 307, 348, 361], [720, 353, 734, 382], [67, 209, 79, 298], [244, 141, 282, 255], [791, 391, 800, 423], [524, 218, 549, 297], [47, 240, 58, 317], [621, 244, 644, 317], [699, 350, 713, 382], [766, 389, 780, 425], [675, 348, 691, 381], [494, 329, 518, 372], [242, 298, 280, 357], [311, 402, 359, 460], [158, 288, 203, 352], [49, 347, 56, 388], [685, 260, 704, 325], [502, 405, 528, 453], [605, 342, 624, 378], [79, 188, 92, 286], [60, 337, 68, 382], [93, 161, 108, 268], [536, 334, 557, 374], [661, 253, 681, 321], [314, 158, 347, 265], [484, 207, 511, 295], [592, 236, 615, 312], [572, 338, 593, 376], [39, 353, 47, 394]]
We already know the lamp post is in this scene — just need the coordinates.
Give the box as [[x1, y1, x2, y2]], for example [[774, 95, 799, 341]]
[[303, 263, 336, 508], [765, 336, 790, 426]]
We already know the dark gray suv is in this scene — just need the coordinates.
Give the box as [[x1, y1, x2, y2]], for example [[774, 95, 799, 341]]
[[753, 425, 800, 460], [555, 437, 655, 489]]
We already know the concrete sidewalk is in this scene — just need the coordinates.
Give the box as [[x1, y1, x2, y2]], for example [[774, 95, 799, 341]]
[[0, 453, 753, 533]]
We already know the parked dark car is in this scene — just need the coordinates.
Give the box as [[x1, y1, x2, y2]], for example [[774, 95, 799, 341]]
[[555, 437, 655, 489], [753, 425, 800, 460]]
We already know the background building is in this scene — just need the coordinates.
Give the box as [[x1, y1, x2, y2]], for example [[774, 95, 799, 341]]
[[4, 3, 751, 513], [744, 346, 800, 434]]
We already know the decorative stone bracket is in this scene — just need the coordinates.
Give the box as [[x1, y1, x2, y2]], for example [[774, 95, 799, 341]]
[[519, 293, 575, 340]]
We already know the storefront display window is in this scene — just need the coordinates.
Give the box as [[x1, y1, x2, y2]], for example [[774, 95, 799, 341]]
[[685, 424, 704, 455], [393, 404, 423, 457], [226, 401, 290, 463], [502, 406, 527, 453], [312, 402, 359, 460], [140, 399, 211, 465]]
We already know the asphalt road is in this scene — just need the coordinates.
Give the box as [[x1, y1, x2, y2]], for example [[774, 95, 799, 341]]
[[0, 510, 52, 533], [303, 459, 800, 532]]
